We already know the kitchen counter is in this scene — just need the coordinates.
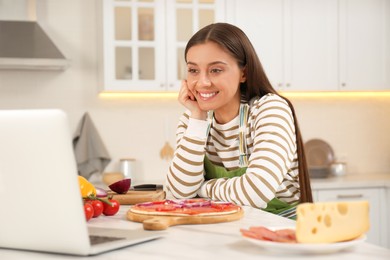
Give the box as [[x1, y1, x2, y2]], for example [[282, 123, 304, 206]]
[[310, 173, 390, 189], [1, 205, 389, 259], [310, 173, 390, 249]]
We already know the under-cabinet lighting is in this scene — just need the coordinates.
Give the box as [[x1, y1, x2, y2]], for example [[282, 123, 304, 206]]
[[281, 91, 390, 98], [99, 92, 178, 99], [99, 91, 390, 99]]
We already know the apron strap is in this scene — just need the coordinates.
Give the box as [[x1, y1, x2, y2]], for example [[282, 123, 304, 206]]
[[238, 104, 249, 167], [205, 104, 249, 167]]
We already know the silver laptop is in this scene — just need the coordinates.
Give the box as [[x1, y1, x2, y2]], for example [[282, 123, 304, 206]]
[[0, 109, 161, 256]]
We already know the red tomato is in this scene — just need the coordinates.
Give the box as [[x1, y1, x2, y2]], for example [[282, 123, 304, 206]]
[[84, 203, 94, 221], [103, 199, 120, 216], [90, 200, 104, 218]]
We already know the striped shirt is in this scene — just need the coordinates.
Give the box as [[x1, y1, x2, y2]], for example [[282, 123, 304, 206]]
[[166, 93, 300, 209]]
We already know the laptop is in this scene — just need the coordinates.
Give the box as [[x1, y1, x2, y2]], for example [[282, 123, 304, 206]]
[[0, 109, 161, 256]]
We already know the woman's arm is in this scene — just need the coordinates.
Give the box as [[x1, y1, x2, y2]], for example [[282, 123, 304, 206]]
[[197, 95, 297, 209], [166, 112, 209, 198]]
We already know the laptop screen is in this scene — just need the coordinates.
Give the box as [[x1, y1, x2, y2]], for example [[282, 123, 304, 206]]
[[0, 109, 91, 255]]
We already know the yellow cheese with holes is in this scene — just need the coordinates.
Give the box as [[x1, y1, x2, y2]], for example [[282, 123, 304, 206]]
[[296, 201, 369, 243]]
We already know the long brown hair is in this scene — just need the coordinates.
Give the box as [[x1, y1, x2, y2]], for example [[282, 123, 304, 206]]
[[185, 23, 313, 203]]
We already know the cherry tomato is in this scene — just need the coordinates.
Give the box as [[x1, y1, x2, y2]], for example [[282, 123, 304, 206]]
[[84, 203, 94, 221], [103, 199, 120, 216], [90, 200, 104, 218]]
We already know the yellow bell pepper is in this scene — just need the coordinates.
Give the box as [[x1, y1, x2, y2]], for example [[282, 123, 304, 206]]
[[78, 176, 96, 198]]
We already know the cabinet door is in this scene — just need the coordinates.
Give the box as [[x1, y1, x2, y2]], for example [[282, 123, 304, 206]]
[[165, 0, 226, 91], [317, 188, 385, 247], [102, 0, 166, 91], [339, 0, 390, 90], [387, 187, 390, 248], [232, 0, 284, 90], [286, 0, 338, 91], [231, 0, 338, 91], [102, 0, 225, 92]]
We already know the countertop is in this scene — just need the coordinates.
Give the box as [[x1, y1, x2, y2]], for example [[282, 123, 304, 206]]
[[1, 205, 389, 259], [310, 173, 390, 189], [95, 173, 390, 191]]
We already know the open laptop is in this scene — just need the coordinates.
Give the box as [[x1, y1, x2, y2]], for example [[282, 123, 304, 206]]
[[0, 109, 161, 256]]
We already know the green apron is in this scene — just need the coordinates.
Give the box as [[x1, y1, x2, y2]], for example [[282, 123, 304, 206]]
[[204, 102, 298, 220], [204, 156, 298, 220]]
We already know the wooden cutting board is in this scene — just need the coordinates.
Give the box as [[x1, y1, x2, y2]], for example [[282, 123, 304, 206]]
[[103, 190, 166, 205], [127, 208, 244, 230]]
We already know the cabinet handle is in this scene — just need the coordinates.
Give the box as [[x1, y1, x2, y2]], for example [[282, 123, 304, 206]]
[[286, 83, 291, 87], [169, 83, 174, 88], [336, 194, 363, 199], [160, 83, 165, 88], [277, 83, 283, 87], [341, 83, 346, 87]]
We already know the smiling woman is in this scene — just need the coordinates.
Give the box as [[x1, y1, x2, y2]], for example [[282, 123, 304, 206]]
[[166, 23, 312, 219]]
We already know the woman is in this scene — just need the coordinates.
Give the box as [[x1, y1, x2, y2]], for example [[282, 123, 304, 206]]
[[166, 23, 312, 219]]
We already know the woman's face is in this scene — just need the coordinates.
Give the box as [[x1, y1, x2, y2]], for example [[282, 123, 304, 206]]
[[186, 41, 246, 121]]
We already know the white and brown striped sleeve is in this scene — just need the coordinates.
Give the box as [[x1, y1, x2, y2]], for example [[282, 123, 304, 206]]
[[197, 95, 297, 209], [166, 111, 209, 198]]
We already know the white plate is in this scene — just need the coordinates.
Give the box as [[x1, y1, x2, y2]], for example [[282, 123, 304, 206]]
[[243, 234, 366, 254], [305, 139, 335, 167]]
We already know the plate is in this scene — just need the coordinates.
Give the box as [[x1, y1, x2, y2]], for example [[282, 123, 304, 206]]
[[304, 139, 334, 167], [243, 234, 366, 254]]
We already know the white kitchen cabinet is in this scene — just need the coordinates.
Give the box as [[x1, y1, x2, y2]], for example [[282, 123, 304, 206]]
[[229, 0, 390, 91], [387, 187, 390, 248], [287, 0, 339, 91], [100, 0, 226, 92], [229, 0, 338, 91], [339, 0, 390, 90], [226, 0, 284, 90], [315, 187, 388, 248]]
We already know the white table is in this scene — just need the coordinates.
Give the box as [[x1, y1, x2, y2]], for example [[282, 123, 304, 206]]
[[1, 206, 390, 259]]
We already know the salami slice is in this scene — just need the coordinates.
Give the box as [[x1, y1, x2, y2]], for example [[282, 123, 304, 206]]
[[240, 226, 297, 243]]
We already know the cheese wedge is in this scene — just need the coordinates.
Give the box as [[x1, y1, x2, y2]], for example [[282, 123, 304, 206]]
[[296, 201, 369, 243]]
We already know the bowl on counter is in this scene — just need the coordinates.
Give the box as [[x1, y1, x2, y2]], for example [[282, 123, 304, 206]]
[[308, 166, 331, 179], [329, 162, 347, 177]]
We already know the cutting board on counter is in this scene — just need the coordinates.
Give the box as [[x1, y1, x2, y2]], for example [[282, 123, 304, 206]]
[[103, 190, 166, 205], [127, 208, 244, 230]]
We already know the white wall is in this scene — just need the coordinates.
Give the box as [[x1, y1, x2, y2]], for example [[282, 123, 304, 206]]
[[0, 0, 389, 185], [293, 96, 390, 174]]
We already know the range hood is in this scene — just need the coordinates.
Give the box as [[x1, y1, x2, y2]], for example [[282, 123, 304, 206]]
[[0, 20, 69, 70]]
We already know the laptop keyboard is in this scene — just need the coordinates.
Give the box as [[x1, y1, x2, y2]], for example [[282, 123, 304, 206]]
[[89, 235, 125, 245]]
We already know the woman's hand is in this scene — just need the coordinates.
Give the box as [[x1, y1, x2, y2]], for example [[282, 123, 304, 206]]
[[178, 80, 207, 120]]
